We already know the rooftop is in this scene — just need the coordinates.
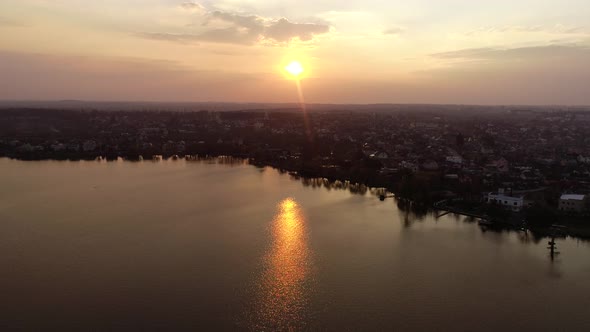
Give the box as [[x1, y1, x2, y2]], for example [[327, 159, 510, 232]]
[[560, 194, 586, 201]]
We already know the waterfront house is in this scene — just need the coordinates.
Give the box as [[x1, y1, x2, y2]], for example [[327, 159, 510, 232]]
[[559, 194, 588, 214], [486, 189, 525, 212]]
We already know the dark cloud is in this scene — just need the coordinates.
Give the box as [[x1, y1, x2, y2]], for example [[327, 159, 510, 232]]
[[139, 4, 330, 46]]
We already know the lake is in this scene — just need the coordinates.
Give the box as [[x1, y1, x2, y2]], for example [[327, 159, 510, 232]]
[[1, 158, 589, 331]]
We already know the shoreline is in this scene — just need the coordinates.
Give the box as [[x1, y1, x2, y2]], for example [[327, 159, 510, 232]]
[[3, 154, 589, 241]]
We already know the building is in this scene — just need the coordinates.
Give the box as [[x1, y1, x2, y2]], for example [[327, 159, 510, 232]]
[[422, 160, 439, 171], [487, 157, 509, 172], [370, 151, 389, 160], [82, 140, 97, 152], [487, 189, 525, 212], [559, 194, 588, 214], [400, 161, 418, 172], [446, 155, 463, 164]]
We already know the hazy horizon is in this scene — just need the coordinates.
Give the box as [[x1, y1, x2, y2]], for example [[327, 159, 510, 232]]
[[1, 1, 589, 105], [1, 100, 590, 109]]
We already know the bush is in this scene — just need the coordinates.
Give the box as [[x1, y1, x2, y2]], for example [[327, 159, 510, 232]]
[[524, 205, 558, 226]]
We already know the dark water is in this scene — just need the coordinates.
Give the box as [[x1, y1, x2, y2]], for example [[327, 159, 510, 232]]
[[1, 158, 589, 331]]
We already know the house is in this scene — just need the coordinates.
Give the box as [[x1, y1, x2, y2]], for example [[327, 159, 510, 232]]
[[83, 140, 97, 152], [370, 151, 389, 160], [400, 161, 418, 172], [446, 155, 463, 164], [421, 160, 439, 171], [487, 157, 509, 172], [444, 174, 459, 180], [559, 194, 588, 214], [487, 189, 525, 212]]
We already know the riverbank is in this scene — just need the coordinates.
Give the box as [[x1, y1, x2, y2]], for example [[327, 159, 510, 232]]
[[3, 154, 589, 241], [434, 199, 590, 240]]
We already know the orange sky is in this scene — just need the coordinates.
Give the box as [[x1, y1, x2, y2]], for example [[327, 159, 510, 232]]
[[1, 0, 589, 104]]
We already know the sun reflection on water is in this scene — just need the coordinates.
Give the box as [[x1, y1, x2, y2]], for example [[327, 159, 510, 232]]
[[254, 197, 312, 330]]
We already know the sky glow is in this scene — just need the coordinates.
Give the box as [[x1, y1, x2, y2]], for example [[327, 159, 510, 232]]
[[0, 0, 589, 104]]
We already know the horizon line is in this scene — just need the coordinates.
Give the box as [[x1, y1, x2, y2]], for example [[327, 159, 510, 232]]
[[1, 99, 589, 108]]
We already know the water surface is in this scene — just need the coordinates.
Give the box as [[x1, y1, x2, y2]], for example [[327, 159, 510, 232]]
[[0, 158, 589, 330]]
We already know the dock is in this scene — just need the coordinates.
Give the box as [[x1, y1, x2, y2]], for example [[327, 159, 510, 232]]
[[432, 200, 488, 220]]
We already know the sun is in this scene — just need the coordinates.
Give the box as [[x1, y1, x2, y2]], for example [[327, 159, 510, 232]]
[[285, 61, 304, 78]]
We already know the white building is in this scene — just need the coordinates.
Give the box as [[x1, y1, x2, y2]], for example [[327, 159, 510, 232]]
[[487, 191, 524, 212], [559, 194, 588, 214]]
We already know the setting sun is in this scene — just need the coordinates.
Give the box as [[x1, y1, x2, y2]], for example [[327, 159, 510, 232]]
[[285, 61, 304, 78]]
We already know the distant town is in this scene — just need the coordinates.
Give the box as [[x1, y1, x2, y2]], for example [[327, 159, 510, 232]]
[[2, 104, 589, 237]]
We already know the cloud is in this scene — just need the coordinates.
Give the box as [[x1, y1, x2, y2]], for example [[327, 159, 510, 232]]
[[265, 18, 330, 42], [430, 43, 590, 61], [414, 42, 590, 105], [138, 27, 258, 45], [209, 11, 264, 32], [466, 24, 587, 36], [383, 27, 405, 35], [431, 47, 500, 60], [0, 17, 26, 27], [180, 2, 205, 11], [139, 3, 330, 46]]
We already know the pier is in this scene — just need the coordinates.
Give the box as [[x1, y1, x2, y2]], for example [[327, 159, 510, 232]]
[[432, 200, 488, 220]]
